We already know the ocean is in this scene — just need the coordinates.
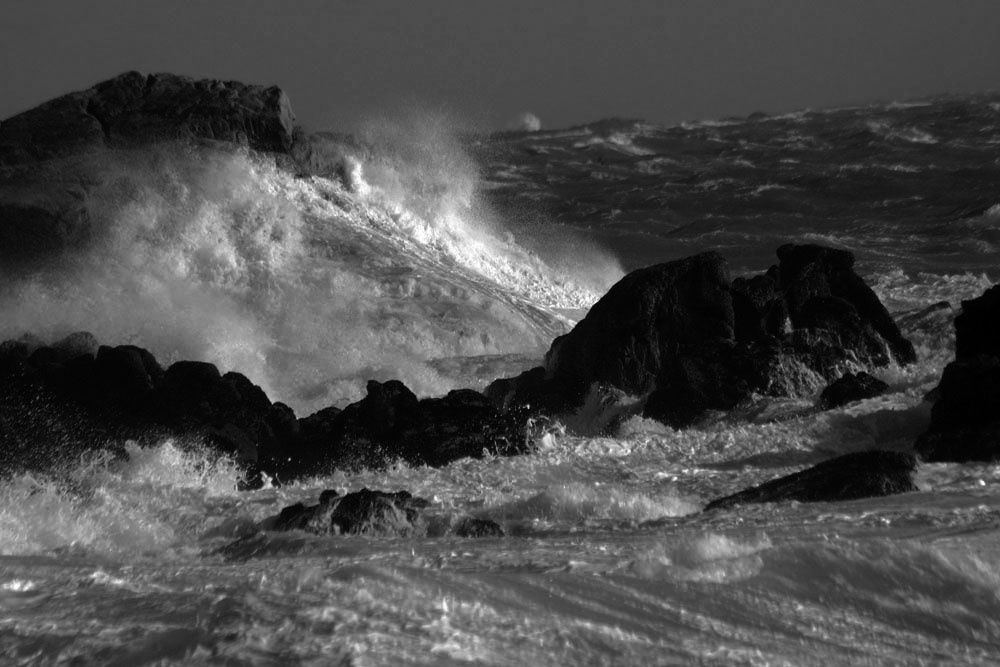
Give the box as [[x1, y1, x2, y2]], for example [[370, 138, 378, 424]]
[[1, 93, 999, 665]]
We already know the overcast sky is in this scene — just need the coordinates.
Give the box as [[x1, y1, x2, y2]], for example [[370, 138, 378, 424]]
[[1, 1, 997, 131]]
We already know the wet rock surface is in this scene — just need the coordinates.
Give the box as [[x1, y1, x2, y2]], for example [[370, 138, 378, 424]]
[[818, 372, 889, 410], [704, 450, 918, 511], [490, 244, 915, 427], [0, 333, 531, 483], [269, 489, 429, 536], [916, 283, 1000, 462]]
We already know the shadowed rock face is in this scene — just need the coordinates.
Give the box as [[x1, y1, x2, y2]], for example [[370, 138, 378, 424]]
[[916, 283, 1000, 462], [0, 71, 296, 164], [0, 333, 531, 484], [817, 372, 889, 410], [704, 450, 918, 511], [488, 244, 915, 428], [954, 284, 1000, 361]]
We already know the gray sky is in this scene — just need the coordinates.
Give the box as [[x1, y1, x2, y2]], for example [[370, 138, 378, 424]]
[[1, 1, 998, 131]]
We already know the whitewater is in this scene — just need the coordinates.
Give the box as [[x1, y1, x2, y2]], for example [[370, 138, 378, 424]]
[[2, 93, 1000, 665]]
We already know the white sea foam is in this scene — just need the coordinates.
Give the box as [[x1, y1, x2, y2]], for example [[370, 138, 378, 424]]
[[0, 441, 242, 556], [0, 129, 622, 412]]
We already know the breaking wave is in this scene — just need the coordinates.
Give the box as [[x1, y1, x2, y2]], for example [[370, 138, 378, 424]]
[[0, 115, 623, 413]]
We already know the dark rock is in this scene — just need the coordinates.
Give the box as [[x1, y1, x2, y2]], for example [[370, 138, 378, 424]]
[[818, 372, 889, 410], [52, 331, 99, 360], [545, 251, 734, 401], [0, 71, 296, 165], [954, 284, 1000, 360], [915, 356, 1000, 462], [489, 244, 914, 428], [289, 381, 530, 478], [454, 517, 505, 538], [270, 488, 428, 536], [704, 450, 918, 511], [914, 284, 1000, 462]]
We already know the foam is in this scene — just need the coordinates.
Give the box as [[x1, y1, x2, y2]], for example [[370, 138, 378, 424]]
[[0, 441, 242, 556], [0, 130, 622, 413], [630, 532, 772, 582]]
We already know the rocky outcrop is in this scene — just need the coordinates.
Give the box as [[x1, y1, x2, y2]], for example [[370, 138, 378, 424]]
[[916, 284, 1000, 462], [288, 381, 532, 477], [704, 450, 918, 511], [953, 284, 1000, 360], [817, 372, 889, 410], [488, 244, 915, 428], [0, 332, 532, 483], [0, 71, 295, 165], [0, 72, 298, 263]]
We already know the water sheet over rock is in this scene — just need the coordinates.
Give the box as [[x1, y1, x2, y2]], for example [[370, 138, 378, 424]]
[[704, 450, 918, 511]]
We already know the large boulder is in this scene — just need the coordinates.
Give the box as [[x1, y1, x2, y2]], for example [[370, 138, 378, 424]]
[[488, 244, 914, 428], [704, 450, 918, 511], [915, 284, 1000, 462], [0, 71, 295, 165], [954, 284, 1000, 360]]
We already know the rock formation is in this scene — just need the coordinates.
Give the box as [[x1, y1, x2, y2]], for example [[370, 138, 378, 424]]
[[916, 284, 1000, 462], [704, 450, 918, 511], [489, 244, 915, 428], [817, 372, 889, 410]]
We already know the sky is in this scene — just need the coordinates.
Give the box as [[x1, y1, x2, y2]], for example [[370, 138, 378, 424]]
[[1, 1, 998, 132]]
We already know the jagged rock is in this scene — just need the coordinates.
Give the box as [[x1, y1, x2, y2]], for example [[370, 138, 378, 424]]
[[488, 244, 914, 428], [773, 244, 915, 366], [704, 450, 917, 511], [270, 488, 428, 536], [454, 517, 505, 538], [817, 372, 889, 410], [290, 381, 530, 477]]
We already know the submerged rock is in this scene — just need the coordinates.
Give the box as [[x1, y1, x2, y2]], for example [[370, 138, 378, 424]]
[[916, 284, 1000, 462], [453, 517, 505, 538], [817, 372, 889, 410], [270, 488, 429, 536], [704, 450, 918, 511], [489, 244, 915, 428]]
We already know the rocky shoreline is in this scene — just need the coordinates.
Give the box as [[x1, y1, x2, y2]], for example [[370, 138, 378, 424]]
[[2, 72, 998, 538]]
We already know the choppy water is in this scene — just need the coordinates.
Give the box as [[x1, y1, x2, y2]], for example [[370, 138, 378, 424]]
[[2, 93, 1000, 664]]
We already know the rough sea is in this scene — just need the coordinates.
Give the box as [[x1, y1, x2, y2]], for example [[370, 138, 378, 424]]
[[1, 93, 999, 665]]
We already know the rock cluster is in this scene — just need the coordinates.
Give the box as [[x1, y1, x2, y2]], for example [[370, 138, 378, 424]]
[[488, 244, 915, 427], [0, 335, 528, 485]]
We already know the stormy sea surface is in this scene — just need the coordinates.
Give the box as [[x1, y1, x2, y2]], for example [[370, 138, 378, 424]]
[[2, 94, 1000, 665]]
